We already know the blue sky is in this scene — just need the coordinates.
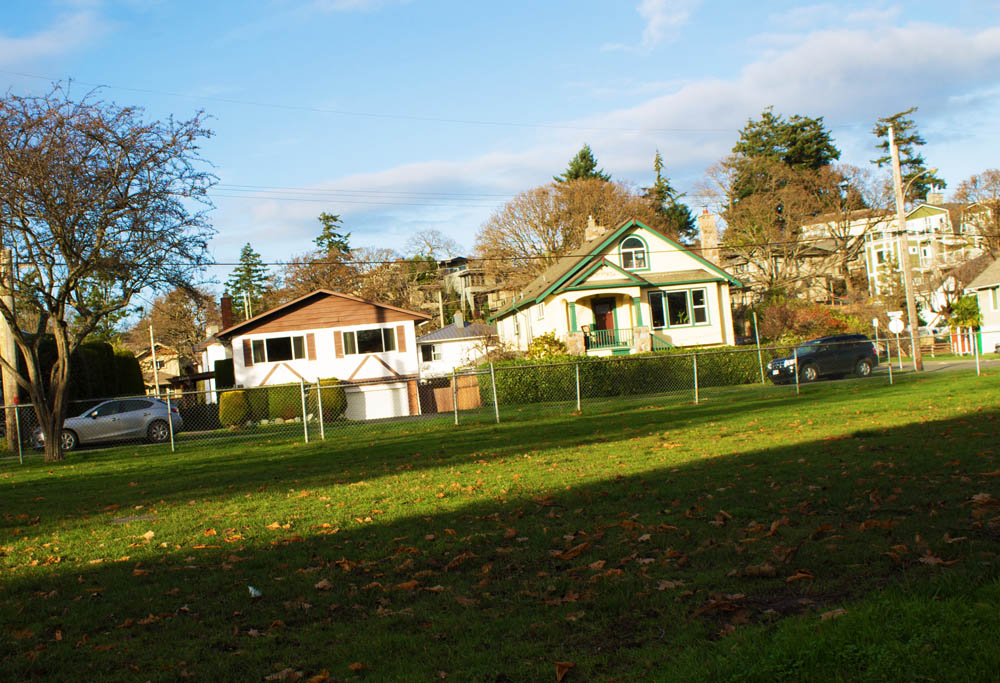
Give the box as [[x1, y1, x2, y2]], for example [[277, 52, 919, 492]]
[[4, 0, 1000, 288]]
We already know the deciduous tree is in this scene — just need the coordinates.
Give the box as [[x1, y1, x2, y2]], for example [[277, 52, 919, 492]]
[[953, 169, 1000, 258], [0, 86, 214, 462]]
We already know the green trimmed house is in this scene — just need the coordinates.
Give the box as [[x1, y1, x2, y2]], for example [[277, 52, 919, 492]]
[[488, 217, 742, 356]]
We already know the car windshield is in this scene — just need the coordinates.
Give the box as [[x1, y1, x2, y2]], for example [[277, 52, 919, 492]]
[[795, 341, 822, 355]]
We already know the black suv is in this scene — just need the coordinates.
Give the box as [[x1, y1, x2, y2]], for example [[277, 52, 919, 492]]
[[767, 334, 878, 384]]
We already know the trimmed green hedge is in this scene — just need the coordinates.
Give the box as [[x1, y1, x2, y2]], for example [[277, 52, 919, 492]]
[[314, 377, 347, 421], [219, 390, 249, 427], [480, 347, 780, 405], [267, 385, 301, 420]]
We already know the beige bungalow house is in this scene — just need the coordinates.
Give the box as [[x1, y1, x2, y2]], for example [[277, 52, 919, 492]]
[[966, 258, 1000, 354], [489, 218, 742, 355]]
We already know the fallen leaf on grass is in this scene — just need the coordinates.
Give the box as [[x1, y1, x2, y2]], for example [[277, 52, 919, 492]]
[[314, 579, 333, 591], [741, 562, 777, 578], [394, 580, 419, 591], [348, 662, 366, 672], [307, 671, 330, 683], [555, 661, 575, 681], [203, 528, 217, 536], [785, 570, 814, 583], [820, 608, 847, 621], [919, 553, 959, 566], [264, 668, 303, 681], [141, 531, 154, 542], [445, 552, 475, 571], [555, 542, 590, 561]]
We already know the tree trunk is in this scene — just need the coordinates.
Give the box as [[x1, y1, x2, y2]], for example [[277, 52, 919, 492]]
[[27, 328, 73, 463]]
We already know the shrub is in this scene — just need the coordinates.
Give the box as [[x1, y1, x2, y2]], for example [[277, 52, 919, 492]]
[[527, 332, 567, 359], [267, 385, 301, 420], [245, 386, 269, 421], [315, 377, 347, 421], [113, 349, 145, 396], [218, 390, 249, 427]]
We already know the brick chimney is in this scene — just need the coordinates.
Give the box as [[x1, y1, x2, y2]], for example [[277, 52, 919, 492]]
[[221, 295, 233, 330], [697, 210, 720, 265], [585, 215, 607, 241], [453, 311, 464, 328]]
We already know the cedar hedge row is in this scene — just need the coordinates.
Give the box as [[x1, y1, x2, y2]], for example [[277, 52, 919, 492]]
[[480, 348, 784, 405]]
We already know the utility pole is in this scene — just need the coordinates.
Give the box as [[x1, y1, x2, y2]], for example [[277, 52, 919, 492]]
[[149, 325, 160, 397], [0, 249, 18, 451], [889, 124, 923, 371]]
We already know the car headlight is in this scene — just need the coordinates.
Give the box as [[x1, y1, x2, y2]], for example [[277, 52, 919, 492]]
[[782, 359, 797, 367]]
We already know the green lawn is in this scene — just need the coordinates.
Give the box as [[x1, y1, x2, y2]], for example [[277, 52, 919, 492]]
[[2, 371, 999, 681]]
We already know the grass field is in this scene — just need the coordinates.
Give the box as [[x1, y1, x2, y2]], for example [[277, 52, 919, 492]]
[[2, 370, 999, 681]]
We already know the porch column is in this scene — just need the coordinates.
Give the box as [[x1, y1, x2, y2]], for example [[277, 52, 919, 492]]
[[568, 301, 578, 332], [632, 296, 643, 327]]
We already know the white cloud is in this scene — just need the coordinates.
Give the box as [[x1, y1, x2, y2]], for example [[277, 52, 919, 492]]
[[603, 0, 700, 53], [0, 11, 110, 66], [215, 21, 1000, 260]]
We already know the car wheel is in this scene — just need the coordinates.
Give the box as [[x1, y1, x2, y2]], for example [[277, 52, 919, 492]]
[[147, 420, 170, 443], [801, 364, 819, 382], [855, 358, 873, 378], [60, 430, 78, 452]]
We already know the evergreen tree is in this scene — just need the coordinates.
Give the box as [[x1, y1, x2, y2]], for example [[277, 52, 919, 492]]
[[731, 107, 840, 201], [226, 243, 270, 321], [554, 144, 611, 183], [314, 212, 351, 254], [642, 151, 697, 243], [872, 107, 946, 205]]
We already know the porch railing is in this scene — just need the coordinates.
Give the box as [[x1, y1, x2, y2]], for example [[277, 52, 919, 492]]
[[586, 327, 634, 349]]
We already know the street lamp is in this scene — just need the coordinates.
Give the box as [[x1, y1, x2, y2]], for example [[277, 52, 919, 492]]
[[889, 121, 935, 372]]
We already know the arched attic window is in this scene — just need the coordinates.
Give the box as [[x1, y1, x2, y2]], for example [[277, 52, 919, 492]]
[[620, 235, 648, 270]]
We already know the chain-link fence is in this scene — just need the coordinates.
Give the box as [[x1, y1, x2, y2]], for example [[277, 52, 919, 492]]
[[2, 330, 993, 460]]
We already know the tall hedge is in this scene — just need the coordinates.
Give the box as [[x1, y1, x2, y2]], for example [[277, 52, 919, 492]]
[[18, 337, 144, 403], [480, 347, 775, 406], [314, 377, 347, 421], [218, 390, 249, 427], [267, 384, 301, 420], [113, 349, 146, 396]]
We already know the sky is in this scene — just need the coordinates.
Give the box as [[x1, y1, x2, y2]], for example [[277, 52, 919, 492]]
[[4, 0, 1000, 291]]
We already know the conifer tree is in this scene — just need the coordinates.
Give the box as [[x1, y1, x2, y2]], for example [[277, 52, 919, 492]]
[[872, 107, 946, 205], [225, 243, 270, 321], [554, 144, 611, 183]]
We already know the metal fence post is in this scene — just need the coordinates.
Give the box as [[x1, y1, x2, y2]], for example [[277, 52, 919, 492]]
[[315, 382, 325, 440], [299, 380, 309, 443], [165, 393, 176, 452], [575, 362, 581, 413], [693, 353, 699, 404], [14, 404, 23, 464], [490, 364, 500, 424], [753, 310, 765, 384], [794, 347, 800, 395], [973, 328, 981, 376], [452, 370, 459, 426]]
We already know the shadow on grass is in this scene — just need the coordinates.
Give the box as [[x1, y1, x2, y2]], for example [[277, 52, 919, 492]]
[[2, 401, 999, 680]]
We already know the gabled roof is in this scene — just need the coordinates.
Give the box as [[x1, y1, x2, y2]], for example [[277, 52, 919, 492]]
[[488, 218, 741, 322], [417, 321, 496, 343], [215, 289, 431, 340], [967, 258, 1000, 290]]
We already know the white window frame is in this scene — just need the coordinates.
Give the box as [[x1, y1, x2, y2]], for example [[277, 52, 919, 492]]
[[343, 327, 396, 356], [251, 335, 307, 364], [992, 287, 999, 311], [648, 288, 711, 329], [420, 344, 442, 362], [535, 303, 544, 321]]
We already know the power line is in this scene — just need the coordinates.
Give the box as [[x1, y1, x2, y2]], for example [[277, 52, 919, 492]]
[[0, 68, 740, 134]]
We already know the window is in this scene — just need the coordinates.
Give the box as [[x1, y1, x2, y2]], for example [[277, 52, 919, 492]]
[[620, 236, 648, 270], [649, 288, 710, 328], [876, 250, 886, 264], [421, 344, 442, 362], [343, 327, 396, 355], [251, 336, 306, 363], [993, 288, 999, 311], [535, 303, 544, 320]]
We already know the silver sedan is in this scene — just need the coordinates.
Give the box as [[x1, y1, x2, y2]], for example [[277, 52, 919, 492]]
[[32, 398, 183, 451]]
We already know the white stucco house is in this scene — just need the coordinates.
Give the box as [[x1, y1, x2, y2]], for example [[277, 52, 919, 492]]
[[214, 289, 430, 420], [488, 217, 741, 355], [966, 258, 1000, 354], [416, 312, 497, 377]]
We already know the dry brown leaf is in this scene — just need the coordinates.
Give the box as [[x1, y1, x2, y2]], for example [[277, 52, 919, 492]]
[[348, 662, 366, 672], [314, 578, 333, 591], [504, 527, 517, 539], [820, 608, 847, 621], [587, 560, 606, 571], [204, 528, 217, 536], [394, 580, 420, 591], [445, 551, 474, 571], [557, 542, 591, 561], [743, 562, 777, 578], [306, 671, 330, 683], [555, 661, 575, 681], [785, 570, 814, 583], [919, 553, 959, 566]]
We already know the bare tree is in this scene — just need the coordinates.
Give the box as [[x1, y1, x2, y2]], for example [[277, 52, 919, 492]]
[[125, 287, 220, 363], [0, 86, 214, 461], [405, 229, 461, 260], [953, 169, 1000, 258], [474, 179, 672, 291]]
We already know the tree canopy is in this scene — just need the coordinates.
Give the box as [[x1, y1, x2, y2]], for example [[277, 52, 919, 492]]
[[314, 212, 351, 254], [642, 150, 697, 243], [872, 107, 946, 205], [0, 86, 215, 461], [554, 144, 611, 183], [953, 169, 1000, 258]]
